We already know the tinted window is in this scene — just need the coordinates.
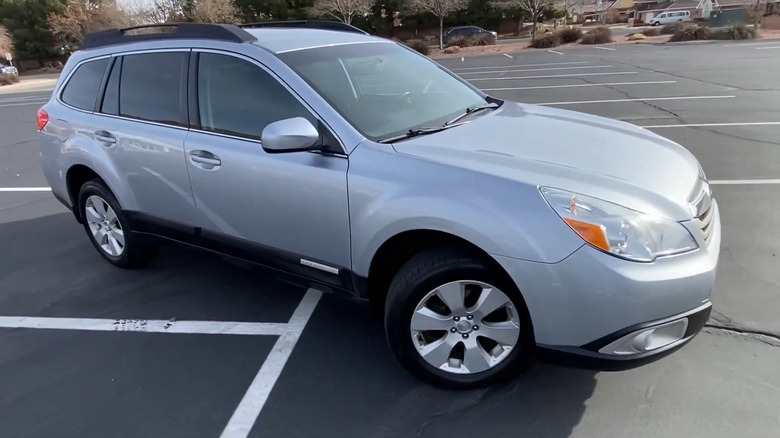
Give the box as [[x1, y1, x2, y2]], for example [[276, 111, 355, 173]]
[[100, 57, 120, 115], [120, 52, 188, 126], [279, 43, 485, 141], [61, 58, 109, 111], [197, 52, 315, 140]]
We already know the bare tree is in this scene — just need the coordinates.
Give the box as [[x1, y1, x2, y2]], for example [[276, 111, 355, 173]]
[[191, 0, 241, 23], [0, 25, 12, 57], [48, 0, 140, 48], [308, 0, 373, 25], [407, 0, 467, 50], [491, 0, 552, 40]]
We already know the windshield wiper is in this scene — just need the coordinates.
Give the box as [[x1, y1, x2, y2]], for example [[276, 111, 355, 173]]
[[444, 102, 500, 126], [378, 125, 459, 144]]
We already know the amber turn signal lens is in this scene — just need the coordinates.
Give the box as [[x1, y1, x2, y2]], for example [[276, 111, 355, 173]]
[[563, 218, 610, 252]]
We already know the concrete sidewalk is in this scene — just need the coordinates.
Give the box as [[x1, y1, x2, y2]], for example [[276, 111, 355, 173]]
[[0, 73, 60, 95]]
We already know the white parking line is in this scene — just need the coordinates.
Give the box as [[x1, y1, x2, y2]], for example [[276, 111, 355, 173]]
[[504, 53, 513, 58], [756, 46, 780, 50], [481, 80, 676, 91], [710, 179, 780, 185], [538, 95, 735, 106], [450, 61, 588, 72], [594, 46, 616, 51], [468, 71, 637, 82], [547, 49, 564, 55], [723, 41, 780, 47], [221, 288, 322, 438], [458, 65, 614, 75], [0, 187, 52, 192], [0, 316, 289, 335], [642, 121, 780, 128], [0, 94, 51, 103]]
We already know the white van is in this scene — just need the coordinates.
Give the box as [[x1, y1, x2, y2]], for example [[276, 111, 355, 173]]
[[651, 10, 692, 26]]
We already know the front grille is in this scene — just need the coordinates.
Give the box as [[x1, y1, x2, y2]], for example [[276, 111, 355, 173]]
[[688, 175, 714, 243]]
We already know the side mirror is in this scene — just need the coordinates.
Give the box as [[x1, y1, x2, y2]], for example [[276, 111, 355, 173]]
[[261, 117, 320, 153]]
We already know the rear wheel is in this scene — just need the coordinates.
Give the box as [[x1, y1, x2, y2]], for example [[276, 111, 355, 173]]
[[78, 180, 156, 268], [384, 246, 534, 389]]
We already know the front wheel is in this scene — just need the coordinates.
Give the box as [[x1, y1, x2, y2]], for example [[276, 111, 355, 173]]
[[384, 246, 535, 389]]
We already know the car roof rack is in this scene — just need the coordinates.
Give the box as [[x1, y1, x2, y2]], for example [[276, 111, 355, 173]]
[[82, 23, 257, 50], [239, 20, 369, 35]]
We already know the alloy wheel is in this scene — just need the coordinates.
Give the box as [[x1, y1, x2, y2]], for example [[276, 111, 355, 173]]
[[410, 280, 520, 374], [84, 195, 125, 257]]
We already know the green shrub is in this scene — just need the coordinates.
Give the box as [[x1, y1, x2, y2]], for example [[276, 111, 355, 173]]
[[580, 27, 613, 44], [661, 21, 688, 35], [556, 27, 583, 43], [641, 28, 661, 36], [405, 39, 430, 55], [711, 23, 756, 40], [669, 24, 710, 42], [529, 34, 561, 48]]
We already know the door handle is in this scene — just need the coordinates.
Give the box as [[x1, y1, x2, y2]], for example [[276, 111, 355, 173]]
[[189, 150, 221, 168], [94, 130, 116, 145]]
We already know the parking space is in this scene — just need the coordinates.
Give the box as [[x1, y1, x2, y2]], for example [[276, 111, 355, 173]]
[[2, 41, 780, 438]]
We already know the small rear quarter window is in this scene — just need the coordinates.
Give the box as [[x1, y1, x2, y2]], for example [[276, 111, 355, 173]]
[[60, 58, 109, 111]]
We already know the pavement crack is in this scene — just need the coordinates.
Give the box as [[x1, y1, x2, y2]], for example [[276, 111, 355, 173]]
[[705, 308, 780, 348], [415, 387, 492, 437]]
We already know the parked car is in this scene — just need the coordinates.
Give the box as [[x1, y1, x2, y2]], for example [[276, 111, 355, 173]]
[[38, 21, 720, 389], [0, 62, 19, 84], [651, 10, 692, 26], [443, 25, 498, 46]]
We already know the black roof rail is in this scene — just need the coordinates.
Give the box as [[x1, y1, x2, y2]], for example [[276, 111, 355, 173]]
[[239, 20, 369, 35], [82, 23, 257, 50]]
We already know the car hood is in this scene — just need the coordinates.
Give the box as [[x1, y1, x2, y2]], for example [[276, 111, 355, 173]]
[[391, 102, 701, 221]]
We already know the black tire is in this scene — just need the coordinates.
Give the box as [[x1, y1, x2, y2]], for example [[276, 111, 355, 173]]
[[78, 179, 156, 268], [384, 245, 535, 389], [653, 21, 660, 26]]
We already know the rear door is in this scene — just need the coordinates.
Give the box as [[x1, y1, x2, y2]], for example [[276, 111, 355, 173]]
[[93, 50, 198, 226], [183, 50, 351, 287]]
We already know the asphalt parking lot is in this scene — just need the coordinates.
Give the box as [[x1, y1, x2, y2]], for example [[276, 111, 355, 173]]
[[2, 41, 780, 438]]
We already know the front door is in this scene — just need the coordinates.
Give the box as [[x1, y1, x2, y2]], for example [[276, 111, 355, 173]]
[[184, 51, 351, 288]]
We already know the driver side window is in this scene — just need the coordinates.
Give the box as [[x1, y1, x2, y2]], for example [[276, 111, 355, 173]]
[[197, 52, 316, 140]]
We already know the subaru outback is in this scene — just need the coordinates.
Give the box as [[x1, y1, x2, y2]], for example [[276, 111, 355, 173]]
[[37, 21, 720, 388]]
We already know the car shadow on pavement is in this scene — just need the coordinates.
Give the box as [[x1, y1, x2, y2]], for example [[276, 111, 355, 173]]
[[256, 292, 598, 438], [0, 212, 597, 438]]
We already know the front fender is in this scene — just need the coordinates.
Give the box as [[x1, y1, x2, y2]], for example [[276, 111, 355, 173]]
[[348, 143, 584, 277]]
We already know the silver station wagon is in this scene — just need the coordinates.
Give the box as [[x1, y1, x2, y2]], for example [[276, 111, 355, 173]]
[[37, 21, 720, 388]]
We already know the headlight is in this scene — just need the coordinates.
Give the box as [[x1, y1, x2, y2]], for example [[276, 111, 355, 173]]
[[540, 187, 698, 262]]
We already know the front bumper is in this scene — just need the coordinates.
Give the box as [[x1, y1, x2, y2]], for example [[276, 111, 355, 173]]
[[538, 301, 711, 370], [492, 200, 720, 368]]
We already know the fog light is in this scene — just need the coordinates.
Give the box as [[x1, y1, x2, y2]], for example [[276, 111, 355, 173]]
[[599, 319, 688, 356]]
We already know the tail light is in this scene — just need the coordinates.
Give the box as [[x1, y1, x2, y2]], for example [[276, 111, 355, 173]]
[[37, 108, 49, 131]]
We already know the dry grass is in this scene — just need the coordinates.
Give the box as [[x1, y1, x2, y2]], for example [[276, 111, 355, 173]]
[[529, 34, 561, 48]]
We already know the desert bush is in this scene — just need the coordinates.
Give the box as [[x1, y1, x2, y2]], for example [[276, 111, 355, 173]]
[[580, 27, 613, 44], [641, 28, 661, 36], [446, 35, 469, 47], [711, 23, 756, 40], [529, 34, 561, 48], [467, 33, 496, 46], [661, 21, 688, 34], [405, 39, 430, 55], [0, 74, 19, 85], [669, 24, 710, 42], [556, 27, 583, 43]]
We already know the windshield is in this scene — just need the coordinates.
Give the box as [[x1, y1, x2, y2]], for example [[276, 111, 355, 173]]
[[277, 42, 487, 141]]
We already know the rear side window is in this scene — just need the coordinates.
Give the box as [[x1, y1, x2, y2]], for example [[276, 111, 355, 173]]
[[60, 58, 109, 111], [119, 52, 188, 126], [196, 52, 315, 140]]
